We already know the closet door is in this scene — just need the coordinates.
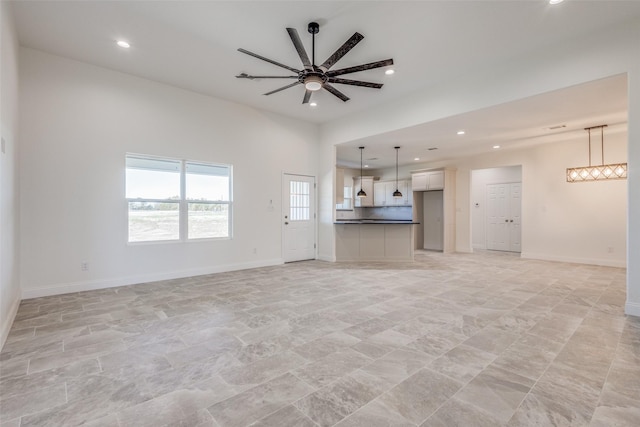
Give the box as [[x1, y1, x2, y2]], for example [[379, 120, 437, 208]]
[[509, 183, 522, 252], [487, 184, 510, 251]]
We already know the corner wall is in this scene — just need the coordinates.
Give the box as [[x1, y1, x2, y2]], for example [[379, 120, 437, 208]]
[[0, 1, 21, 348], [18, 48, 320, 298]]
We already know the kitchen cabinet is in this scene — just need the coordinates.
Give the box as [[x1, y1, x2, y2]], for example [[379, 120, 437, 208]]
[[374, 180, 412, 206], [412, 170, 444, 191], [335, 167, 345, 204], [354, 176, 374, 207]]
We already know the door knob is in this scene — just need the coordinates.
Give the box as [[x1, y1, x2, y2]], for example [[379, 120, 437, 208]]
[[284, 222, 289, 225], [505, 219, 508, 222], [510, 220, 514, 223]]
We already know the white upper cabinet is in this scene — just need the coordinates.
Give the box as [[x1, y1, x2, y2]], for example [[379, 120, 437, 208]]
[[335, 167, 345, 204], [412, 170, 444, 191], [373, 180, 412, 206]]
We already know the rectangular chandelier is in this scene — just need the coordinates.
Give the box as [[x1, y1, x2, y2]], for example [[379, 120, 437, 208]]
[[566, 124, 627, 183], [566, 163, 627, 182]]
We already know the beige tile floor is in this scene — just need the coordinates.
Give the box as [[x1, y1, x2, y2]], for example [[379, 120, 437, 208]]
[[1, 251, 639, 426]]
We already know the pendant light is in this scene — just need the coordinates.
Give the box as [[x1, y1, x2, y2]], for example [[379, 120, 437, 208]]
[[393, 146, 403, 198], [357, 146, 367, 198], [566, 124, 627, 182]]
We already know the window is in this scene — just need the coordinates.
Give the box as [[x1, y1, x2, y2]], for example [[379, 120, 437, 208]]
[[126, 155, 232, 242], [289, 180, 310, 221], [336, 186, 353, 210]]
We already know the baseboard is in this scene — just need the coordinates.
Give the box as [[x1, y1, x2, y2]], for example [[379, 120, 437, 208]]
[[520, 252, 626, 268], [1, 292, 21, 350], [22, 258, 284, 299], [625, 301, 640, 317], [316, 254, 336, 262]]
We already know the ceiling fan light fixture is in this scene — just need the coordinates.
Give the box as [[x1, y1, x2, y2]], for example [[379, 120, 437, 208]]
[[304, 75, 323, 91]]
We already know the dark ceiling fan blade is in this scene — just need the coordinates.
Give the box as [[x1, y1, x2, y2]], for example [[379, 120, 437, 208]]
[[327, 78, 383, 89], [263, 81, 301, 96], [238, 48, 300, 73], [326, 59, 394, 77], [286, 28, 313, 71], [319, 32, 364, 72], [302, 90, 312, 104], [323, 83, 350, 102], [236, 73, 298, 80]]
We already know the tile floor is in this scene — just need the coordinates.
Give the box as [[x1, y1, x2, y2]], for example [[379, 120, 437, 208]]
[[1, 251, 639, 426]]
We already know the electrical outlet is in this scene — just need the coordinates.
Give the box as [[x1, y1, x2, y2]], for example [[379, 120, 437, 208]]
[[81, 262, 88, 271]]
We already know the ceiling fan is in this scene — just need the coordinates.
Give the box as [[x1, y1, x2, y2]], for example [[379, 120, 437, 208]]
[[236, 22, 393, 104]]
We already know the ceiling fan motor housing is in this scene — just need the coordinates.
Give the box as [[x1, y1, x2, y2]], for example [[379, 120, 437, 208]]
[[308, 22, 320, 34]]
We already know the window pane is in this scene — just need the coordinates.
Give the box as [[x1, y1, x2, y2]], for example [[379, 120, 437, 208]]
[[186, 173, 229, 201], [128, 202, 179, 242], [126, 169, 180, 200], [289, 180, 310, 221], [188, 203, 229, 239]]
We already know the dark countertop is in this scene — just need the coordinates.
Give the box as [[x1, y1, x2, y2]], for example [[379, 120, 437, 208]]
[[334, 219, 420, 224]]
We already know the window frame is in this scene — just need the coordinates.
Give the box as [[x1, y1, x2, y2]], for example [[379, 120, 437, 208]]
[[126, 154, 233, 244]]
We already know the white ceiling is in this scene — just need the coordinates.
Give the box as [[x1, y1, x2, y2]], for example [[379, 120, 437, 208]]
[[10, 1, 639, 167], [337, 74, 629, 169]]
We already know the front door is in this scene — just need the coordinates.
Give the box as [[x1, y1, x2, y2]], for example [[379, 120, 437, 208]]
[[283, 174, 316, 262]]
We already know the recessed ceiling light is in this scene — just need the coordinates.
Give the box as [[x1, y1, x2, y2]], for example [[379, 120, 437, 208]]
[[309, 102, 317, 107], [364, 165, 369, 168], [549, 0, 564, 4], [385, 69, 395, 75], [457, 130, 465, 135], [116, 40, 130, 48], [414, 157, 420, 161], [493, 145, 501, 149]]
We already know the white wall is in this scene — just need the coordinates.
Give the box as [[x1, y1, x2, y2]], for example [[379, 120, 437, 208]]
[[455, 132, 627, 266], [471, 166, 522, 250], [320, 17, 640, 315], [0, 2, 21, 348], [19, 48, 319, 298]]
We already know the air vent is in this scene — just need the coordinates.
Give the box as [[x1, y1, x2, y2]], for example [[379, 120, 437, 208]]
[[548, 124, 566, 130], [427, 147, 438, 151], [366, 157, 378, 161]]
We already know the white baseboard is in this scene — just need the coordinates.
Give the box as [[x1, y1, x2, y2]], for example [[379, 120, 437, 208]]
[[22, 259, 284, 299], [520, 252, 626, 268], [316, 254, 336, 262], [1, 292, 21, 350], [625, 301, 640, 317]]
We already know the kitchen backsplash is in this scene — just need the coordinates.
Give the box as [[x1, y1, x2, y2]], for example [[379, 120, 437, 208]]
[[336, 206, 412, 220]]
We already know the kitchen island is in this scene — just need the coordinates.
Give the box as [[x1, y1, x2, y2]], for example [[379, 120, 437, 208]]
[[334, 219, 419, 262]]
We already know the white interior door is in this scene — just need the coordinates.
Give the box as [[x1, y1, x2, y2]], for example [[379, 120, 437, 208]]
[[283, 174, 316, 262], [487, 183, 521, 252], [423, 191, 444, 251], [509, 183, 522, 252]]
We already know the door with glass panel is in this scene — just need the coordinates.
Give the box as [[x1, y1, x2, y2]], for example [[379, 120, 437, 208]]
[[283, 174, 316, 262]]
